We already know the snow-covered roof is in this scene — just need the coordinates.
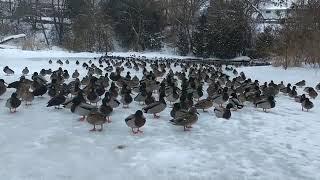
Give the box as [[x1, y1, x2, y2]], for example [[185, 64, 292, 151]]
[[0, 34, 26, 44], [260, 0, 295, 10]]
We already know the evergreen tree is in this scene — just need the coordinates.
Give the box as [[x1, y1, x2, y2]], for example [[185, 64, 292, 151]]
[[207, 0, 251, 59], [255, 26, 275, 58], [177, 31, 189, 56], [192, 15, 209, 57], [101, 0, 164, 51]]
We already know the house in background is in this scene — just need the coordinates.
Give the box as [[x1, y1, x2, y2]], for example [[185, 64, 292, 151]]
[[256, 1, 294, 24]]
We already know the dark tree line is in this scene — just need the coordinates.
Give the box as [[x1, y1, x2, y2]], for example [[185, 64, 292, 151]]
[[1, 0, 320, 63]]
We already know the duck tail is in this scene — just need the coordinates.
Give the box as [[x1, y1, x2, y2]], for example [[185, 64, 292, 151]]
[[169, 119, 176, 124], [237, 105, 244, 109]]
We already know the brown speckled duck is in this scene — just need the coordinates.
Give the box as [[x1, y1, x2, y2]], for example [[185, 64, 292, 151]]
[[87, 109, 107, 131]]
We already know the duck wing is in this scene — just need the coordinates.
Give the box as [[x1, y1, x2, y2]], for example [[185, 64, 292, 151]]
[[170, 116, 188, 126], [230, 98, 244, 109], [174, 109, 189, 118], [143, 101, 161, 112], [7, 81, 20, 89], [214, 107, 224, 118], [125, 114, 137, 128]]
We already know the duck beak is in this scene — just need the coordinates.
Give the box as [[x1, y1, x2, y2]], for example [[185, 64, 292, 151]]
[[196, 112, 200, 115]]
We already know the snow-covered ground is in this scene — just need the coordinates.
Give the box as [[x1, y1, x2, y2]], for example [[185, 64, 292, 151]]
[[0, 47, 192, 59], [0, 50, 320, 180]]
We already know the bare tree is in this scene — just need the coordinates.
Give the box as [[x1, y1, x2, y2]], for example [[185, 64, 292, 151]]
[[52, 0, 67, 45]]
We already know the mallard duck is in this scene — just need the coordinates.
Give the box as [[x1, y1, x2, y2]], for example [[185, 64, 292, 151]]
[[212, 88, 229, 107], [102, 92, 120, 108], [295, 80, 306, 88], [214, 103, 233, 120], [62, 70, 69, 80], [206, 83, 219, 97], [254, 96, 276, 112], [6, 92, 21, 113], [99, 99, 113, 123], [120, 91, 133, 108], [194, 97, 213, 112], [179, 93, 192, 110], [22, 67, 29, 76], [143, 93, 166, 118], [67, 92, 95, 121], [96, 84, 106, 97], [109, 82, 119, 98], [87, 109, 107, 131], [87, 88, 99, 105], [3, 66, 14, 75], [233, 69, 238, 76], [316, 83, 320, 91], [47, 91, 66, 109], [145, 91, 155, 105], [170, 107, 199, 131], [193, 84, 204, 101], [48, 84, 58, 98], [57, 59, 63, 65], [72, 70, 80, 79], [263, 85, 279, 97], [308, 89, 318, 99], [125, 110, 146, 134], [289, 86, 298, 98], [170, 103, 181, 118], [301, 98, 314, 112], [125, 72, 131, 80], [304, 87, 313, 93], [295, 94, 306, 103], [280, 83, 291, 94], [278, 81, 285, 90], [134, 88, 147, 105], [0, 79, 7, 98], [21, 89, 34, 105], [229, 93, 244, 110], [32, 84, 47, 97], [166, 86, 180, 104]]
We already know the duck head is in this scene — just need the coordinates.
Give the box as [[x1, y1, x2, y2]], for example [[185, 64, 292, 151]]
[[226, 103, 234, 110], [267, 96, 275, 102], [0, 79, 6, 85], [135, 110, 144, 117], [11, 92, 18, 98], [173, 103, 181, 111]]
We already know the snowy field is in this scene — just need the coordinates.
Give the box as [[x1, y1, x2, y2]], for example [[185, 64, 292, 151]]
[[0, 49, 320, 180]]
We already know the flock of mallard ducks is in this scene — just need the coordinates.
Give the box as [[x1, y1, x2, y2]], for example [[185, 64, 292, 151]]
[[0, 56, 318, 133]]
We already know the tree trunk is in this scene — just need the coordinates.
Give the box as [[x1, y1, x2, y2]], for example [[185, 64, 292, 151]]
[[40, 18, 50, 48]]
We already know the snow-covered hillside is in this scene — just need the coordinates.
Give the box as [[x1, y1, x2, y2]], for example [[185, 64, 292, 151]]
[[0, 50, 319, 180]]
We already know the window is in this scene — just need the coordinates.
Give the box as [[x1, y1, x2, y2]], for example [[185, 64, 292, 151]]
[[266, 10, 271, 14]]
